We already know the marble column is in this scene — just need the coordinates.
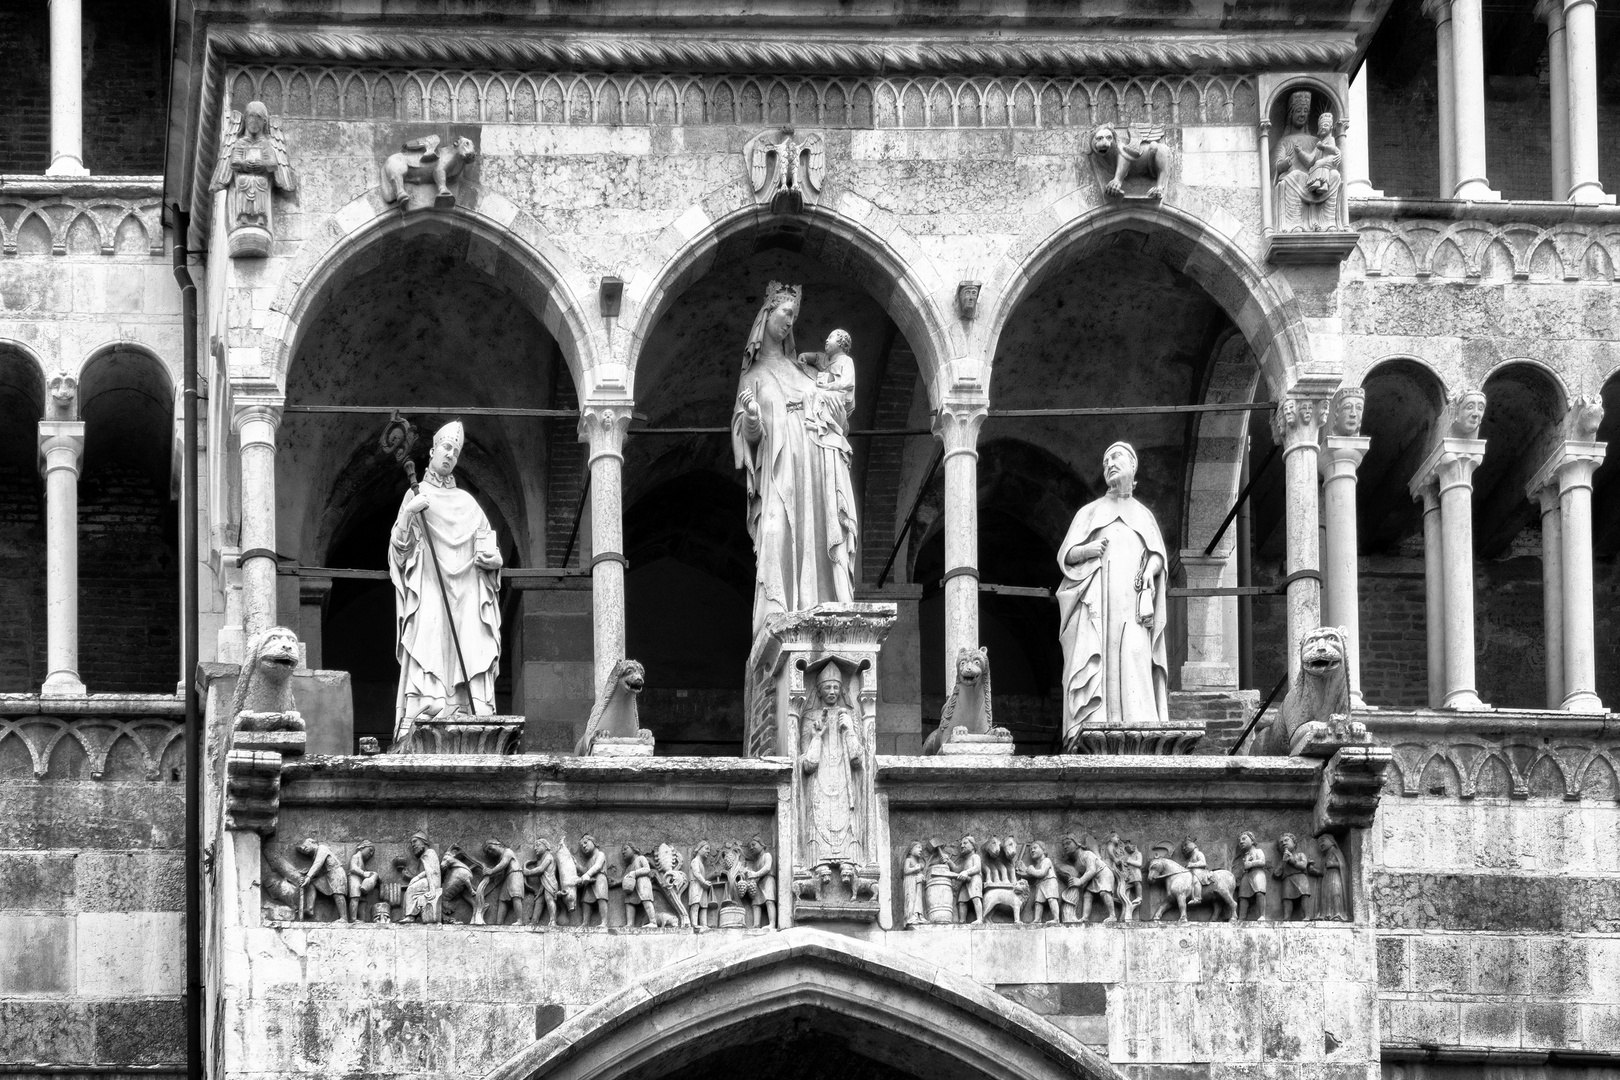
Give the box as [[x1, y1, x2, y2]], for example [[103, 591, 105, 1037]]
[[46, 0, 87, 177], [1537, 0, 1572, 202], [232, 397, 283, 640], [1343, 63, 1383, 198], [39, 421, 84, 695], [1423, 0, 1458, 199], [1320, 433, 1371, 708], [1418, 485, 1446, 709], [1273, 396, 1328, 678], [1543, 441, 1607, 711], [933, 400, 987, 673], [1533, 484, 1565, 709], [1562, 0, 1612, 204], [579, 404, 632, 694], [1411, 439, 1489, 709], [1448, 0, 1499, 200]]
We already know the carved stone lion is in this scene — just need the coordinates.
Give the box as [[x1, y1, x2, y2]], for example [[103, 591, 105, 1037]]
[[574, 659, 647, 755], [231, 626, 304, 732], [380, 135, 477, 208], [1090, 124, 1172, 200], [923, 647, 1005, 754], [1254, 626, 1351, 756]]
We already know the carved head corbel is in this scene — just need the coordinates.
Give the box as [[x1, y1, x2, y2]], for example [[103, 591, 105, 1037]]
[[1446, 387, 1487, 438], [47, 374, 78, 420], [956, 281, 981, 321], [1329, 387, 1365, 437]]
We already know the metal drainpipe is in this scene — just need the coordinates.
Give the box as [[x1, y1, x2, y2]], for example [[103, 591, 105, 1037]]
[[170, 206, 202, 1080]]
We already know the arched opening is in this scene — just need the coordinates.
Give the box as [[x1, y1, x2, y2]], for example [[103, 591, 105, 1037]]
[[1353, 358, 1447, 708], [278, 219, 578, 745], [1474, 362, 1567, 709], [627, 215, 940, 754], [488, 929, 1121, 1080], [1591, 370, 1620, 706], [0, 347, 46, 690], [79, 346, 177, 692], [912, 440, 1087, 751]]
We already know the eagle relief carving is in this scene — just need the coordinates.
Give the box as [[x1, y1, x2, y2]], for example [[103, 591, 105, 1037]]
[[744, 126, 826, 213]]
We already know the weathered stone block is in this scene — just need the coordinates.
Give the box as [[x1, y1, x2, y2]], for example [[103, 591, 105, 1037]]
[[1523, 1001, 1580, 1049], [969, 926, 1047, 985], [0, 914, 74, 994], [996, 982, 1060, 1015], [76, 850, 184, 912], [1375, 935, 1407, 991], [1411, 936, 1469, 994], [1127, 926, 1202, 983], [0, 853, 77, 910], [1458, 1001, 1521, 1048], [92, 999, 183, 1064], [1059, 981, 1109, 1016], [75, 912, 183, 996], [1044, 927, 1125, 984], [1108, 983, 1206, 1063], [0, 1001, 96, 1062], [1371, 872, 1620, 933]]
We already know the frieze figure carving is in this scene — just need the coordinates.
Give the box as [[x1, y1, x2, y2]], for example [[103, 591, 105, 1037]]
[[1273, 91, 1342, 232], [745, 126, 826, 213], [1058, 442, 1172, 751], [400, 832, 443, 924], [209, 101, 295, 258], [1149, 838, 1237, 922], [1058, 835, 1116, 924], [1273, 832, 1320, 921], [1235, 831, 1269, 921], [474, 839, 525, 925], [389, 420, 503, 743], [1253, 626, 1358, 756], [951, 835, 984, 923], [574, 834, 611, 927], [619, 843, 662, 928], [1569, 395, 1604, 440], [1091, 124, 1172, 200], [687, 841, 719, 929], [979, 836, 1029, 923], [1315, 832, 1349, 921], [523, 837, 561, 928], [575, 658, 650, 755], [293, 838, 348, 923], [736, 838, 777, 928], [923, 647, 1010, 755], [901, 841, 928, 928], [734, 284, 859, 646], [438, 845, 478, 923], [346, 840, 379, 922], [649, 843, 692, 927], [381, 134, 477, 209], [1020, 841, 1061, 923]]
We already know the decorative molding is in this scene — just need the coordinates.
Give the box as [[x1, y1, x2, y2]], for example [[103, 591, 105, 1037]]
[[0, 715, 183, 780], [1314, 745, 1391, 833], [208, 28, 1351, 78], [1352, 217, 1620, 283], [0, 193, 164, 257], [224, 64, 1260, 130]]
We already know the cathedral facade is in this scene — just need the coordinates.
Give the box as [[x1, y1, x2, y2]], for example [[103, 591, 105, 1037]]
[[1, 2, 1618, 1079]]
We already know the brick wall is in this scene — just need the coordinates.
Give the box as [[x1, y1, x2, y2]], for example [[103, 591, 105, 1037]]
[[0, 0, 168, 176], [79, 461, 178, 694], [860, 342, 919, 586], [0, 464, 47, 693], [545, 380, 584, 569]]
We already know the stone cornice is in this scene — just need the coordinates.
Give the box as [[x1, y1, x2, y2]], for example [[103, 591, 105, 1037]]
[[205, 26, 1356, 77]]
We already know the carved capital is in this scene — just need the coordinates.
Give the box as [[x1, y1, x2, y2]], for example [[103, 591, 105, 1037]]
[[232, 389, 285, 447], [1319, 435, 1370, 482], [1529, 439, 1607, 499], [1271, 395, 1329, 452], [37, 420, 84, 477], [932, 400, 988, 458], [578, 404, 634, 465]]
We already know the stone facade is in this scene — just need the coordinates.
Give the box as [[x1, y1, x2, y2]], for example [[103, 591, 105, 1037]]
[[3, 2, 1620, 1080]]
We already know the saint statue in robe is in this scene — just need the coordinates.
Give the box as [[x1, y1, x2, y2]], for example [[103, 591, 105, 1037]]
[[732, 282, 859, 645], [798, 663, 867, 895], [389, 420, 503, 744], [207, 100, 295, 257], [1057, 441, 1170, 750], [1272, 90, 1342, 232]]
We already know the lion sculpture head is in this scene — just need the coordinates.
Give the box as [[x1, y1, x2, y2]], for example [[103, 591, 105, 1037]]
[[1254, 626, 1350, 755], [575, 658, 647, 754], [1091, 125, 1118, 157], [230, 626, 304, 731]]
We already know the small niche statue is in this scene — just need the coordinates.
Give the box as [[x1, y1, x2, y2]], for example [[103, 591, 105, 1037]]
[[1057, 442, 1171, 750], [209, 101, 295, 258], [1273, 91, 1343, 232], [798, 662, 868, 900], [388, 420, 503, 744]]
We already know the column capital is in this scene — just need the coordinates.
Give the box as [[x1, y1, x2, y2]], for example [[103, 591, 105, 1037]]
[[1563, 0, 1596, 12], [1412, 437, 1487, 497], [577, 402, 634, 464], [1529, 439, 1607, 497], [232, 394, 285, 445], [38, 419, 84, 478], [1271, 394, 1330, 453], [1319, 434, 1371, 481], [932, 399, 988, 457]]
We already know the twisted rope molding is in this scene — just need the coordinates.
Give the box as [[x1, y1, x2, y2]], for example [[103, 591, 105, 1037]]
[[206, 28, 1355, 77]]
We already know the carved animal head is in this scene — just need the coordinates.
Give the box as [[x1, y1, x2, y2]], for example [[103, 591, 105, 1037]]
[[1090, 125, 1118, 157], [1298, 626, 1348, 681], [955, 647, 989, 687], [607, 658, 645, 697], [229, 625, 302, 722], [449, 136, 477, 165]]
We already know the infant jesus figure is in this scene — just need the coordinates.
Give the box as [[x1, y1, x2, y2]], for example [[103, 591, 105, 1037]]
[[796, 329, 857, 436]]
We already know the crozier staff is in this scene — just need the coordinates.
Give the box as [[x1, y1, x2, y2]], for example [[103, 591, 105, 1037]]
[[389, 420, 502, 741], [1056, 441, 1170, 749]]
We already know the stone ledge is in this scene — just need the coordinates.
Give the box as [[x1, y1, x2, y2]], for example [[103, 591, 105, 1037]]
[[877, 754, 1321, 807]]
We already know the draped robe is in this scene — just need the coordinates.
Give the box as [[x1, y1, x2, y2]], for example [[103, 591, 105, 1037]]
[[1056, 493, 1170, 749], [732, 351, 858, 642], [799, 707, 866, 868], [389, 480, 502, 740]]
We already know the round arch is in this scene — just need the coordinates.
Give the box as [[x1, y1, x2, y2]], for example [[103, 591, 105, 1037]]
[[623, 202, 958, 408], [981, 203, 1311, 400], [0, 339, 49, 413], [487, 928, 1123, 1080], [262, 192, 600, 393]]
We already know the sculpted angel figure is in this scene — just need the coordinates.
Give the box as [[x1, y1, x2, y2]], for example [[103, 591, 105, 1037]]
[[732, 283, 858, 644], [1273, 91, 1342, 231], [1057, 442, 1171, 748], [208, 101, 295, 257]]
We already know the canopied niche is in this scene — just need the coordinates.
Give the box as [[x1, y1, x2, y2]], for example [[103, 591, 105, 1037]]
[[278, 223, 573, 741]]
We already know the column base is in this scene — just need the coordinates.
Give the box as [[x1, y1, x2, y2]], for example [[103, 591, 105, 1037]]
[[1561, 690, 1606, 714], [1451, 180, 1501, 201], [1442, 689, 1491, 711], [45, 156, 88, 178], [1568, 182, 1616, 205], [41, 671, 86, 696]]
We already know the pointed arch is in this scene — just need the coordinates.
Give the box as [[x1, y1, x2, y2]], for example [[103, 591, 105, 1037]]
[[486, 928, 1123, 1080]]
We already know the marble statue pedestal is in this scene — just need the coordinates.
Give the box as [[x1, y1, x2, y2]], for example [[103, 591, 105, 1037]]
[[586, 731, 655, 757], [935, 730, 1014, 755], [1071, 722, 1204, 755], [746, 603, 895, 927], [395, 714, 523, 755]]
